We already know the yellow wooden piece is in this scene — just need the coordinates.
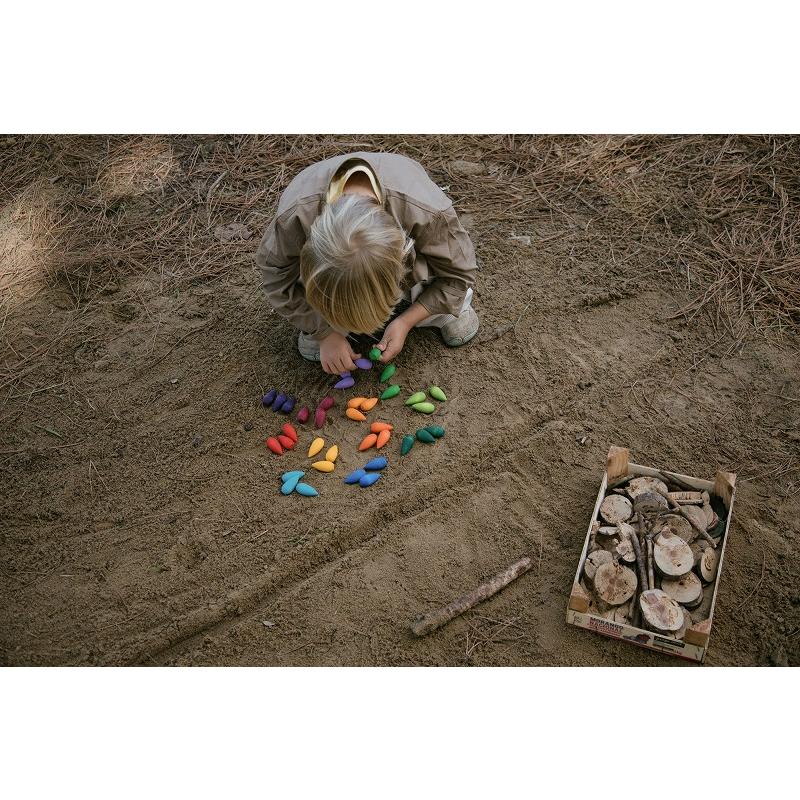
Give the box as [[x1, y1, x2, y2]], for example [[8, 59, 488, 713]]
[[308, 437, 325, 457], [312, 460, 335, 473], [325, 445, 339, 463]]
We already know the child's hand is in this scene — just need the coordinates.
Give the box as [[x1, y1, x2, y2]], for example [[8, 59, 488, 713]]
[[377, 317, 411, 362], [320, 332, 360, 375]]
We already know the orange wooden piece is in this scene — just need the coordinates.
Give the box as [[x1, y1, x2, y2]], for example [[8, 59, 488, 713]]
[[359, 433, 378, 451], [370, 421, 393, 433], [347, 397, 366, 409], [346, 408, 367, 422], [376, 429, 391, 449], [360, 397, 378, 412]]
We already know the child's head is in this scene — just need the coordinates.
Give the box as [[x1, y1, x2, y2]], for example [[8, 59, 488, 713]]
[[300, 195, 412, 334]]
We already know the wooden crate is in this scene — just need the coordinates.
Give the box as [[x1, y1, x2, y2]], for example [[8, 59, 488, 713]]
[[565, 445, 736, 663]]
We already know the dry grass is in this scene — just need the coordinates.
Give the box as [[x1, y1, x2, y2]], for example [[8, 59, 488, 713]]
[[1, 134, 798, 356]]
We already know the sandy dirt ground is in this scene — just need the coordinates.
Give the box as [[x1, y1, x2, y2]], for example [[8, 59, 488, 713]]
[[1, 135, 798, 666]]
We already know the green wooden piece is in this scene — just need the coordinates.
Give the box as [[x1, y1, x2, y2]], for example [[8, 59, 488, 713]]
[[369, 347, 382, 361], [380, 364, 396, 382], [412, 402, 435, 414], [429, 386, 447, 402], [380, 384, 401, 400], [405, 391, 426, 406]]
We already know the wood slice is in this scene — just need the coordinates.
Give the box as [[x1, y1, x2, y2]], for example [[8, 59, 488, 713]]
[[601, 536, 621, 554], [633, 490, 669, 517], [583, 550, 613, 585], [671, 607, 691, 640], [601, 600, 632, 624], [699, 548, 719, 583], [690, 542, 706, 567], [627, 476, 669, 500], [597, 525, 619, 538], [655, 513, 695, 543], [615, 537, 636, 564], [639, 589, 684, 632], [594, 562, 638, 606], [681, 505, 708, 535], [653, 531, 694, 577], [683, 590, 704, 610], [661, 572, 702, 606], [599, 494, 633, 524], [701, 493, 719, 529]]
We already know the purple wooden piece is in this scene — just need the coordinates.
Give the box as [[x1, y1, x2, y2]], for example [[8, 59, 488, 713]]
[[262, 389, 277, 407]]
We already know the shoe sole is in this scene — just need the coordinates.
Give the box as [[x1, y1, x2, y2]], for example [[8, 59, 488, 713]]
[[442, 326, 479, 348]]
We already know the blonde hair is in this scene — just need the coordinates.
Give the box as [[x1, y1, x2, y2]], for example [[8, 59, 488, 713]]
[[300, 195, 413, 334]]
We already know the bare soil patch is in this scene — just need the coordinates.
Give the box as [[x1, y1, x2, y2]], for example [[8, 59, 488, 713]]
[[1, 134, 798, 666]]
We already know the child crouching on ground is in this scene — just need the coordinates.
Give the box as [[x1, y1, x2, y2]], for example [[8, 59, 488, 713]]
[[256, 151, 478, 374]]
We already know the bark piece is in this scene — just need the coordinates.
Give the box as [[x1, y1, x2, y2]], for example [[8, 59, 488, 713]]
[[661, 571, 703, 607], [667, 491, 704, 505], [627, 476, 669, 500], [583, 550, 613, 585], [655, 513, 695, 543], [653, 531, 694, 577], [599, 494, 633, 524], [594, 562, 638, 606], [639, 588, 684, 632], [410, 557, 532, 637], [699, 548, 719, 583]]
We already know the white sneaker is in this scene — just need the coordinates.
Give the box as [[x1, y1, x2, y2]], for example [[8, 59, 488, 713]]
[[440, 307, 479, 347], [297, 332, 321, 361]]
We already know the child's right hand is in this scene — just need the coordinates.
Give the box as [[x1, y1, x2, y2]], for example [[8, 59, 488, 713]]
[[319, 332, 361, 375]]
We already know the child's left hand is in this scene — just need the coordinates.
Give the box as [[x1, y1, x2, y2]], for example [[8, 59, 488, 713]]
[[377, 317, 411, 362]]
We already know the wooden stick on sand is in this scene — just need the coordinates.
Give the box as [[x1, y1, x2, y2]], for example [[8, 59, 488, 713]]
[[410, 557, 532, 637]]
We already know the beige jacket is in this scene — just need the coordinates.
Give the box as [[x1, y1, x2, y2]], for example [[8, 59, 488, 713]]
[[255, 151, 477, 341]]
